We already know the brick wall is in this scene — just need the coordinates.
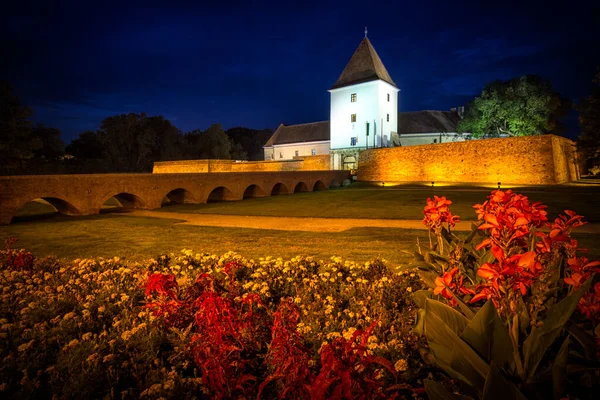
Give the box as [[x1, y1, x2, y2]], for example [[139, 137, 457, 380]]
[[357, 134, 578, 185], [153, 155, 331, 174]]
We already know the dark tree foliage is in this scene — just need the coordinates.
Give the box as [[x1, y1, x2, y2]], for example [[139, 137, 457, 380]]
[[457, 75, 569, 138], [95, 113, 184, 172], [577, 69, 600, 172], [226, 127, 273, 161], [183, 124, 231, 160], [0, 82, 66, 175]]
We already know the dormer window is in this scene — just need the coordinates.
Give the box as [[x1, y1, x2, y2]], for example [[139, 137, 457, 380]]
[[351, 114, 356, 123], [351, 93, 357, 102]]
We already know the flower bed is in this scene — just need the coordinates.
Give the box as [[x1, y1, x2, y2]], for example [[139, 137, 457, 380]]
[[0, 189, 598, 399], [0, 243, 434, 399]]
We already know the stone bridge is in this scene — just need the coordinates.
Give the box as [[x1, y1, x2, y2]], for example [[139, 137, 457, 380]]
[[0, 170, 351, 224]]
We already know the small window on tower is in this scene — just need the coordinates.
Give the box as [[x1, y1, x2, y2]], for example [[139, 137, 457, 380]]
[[351, 93, 357, 102], [433, 139, 438, 144], [311, 149, 316, 156], [350, 137, 358, 146], [387, 93, 390, 102], [295, 150, 299, 157], [386, 114, 389, 122], [279, 152, 283, 158], [351, 114, 356, 123]]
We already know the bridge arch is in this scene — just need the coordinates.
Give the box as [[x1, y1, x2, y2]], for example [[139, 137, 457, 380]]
[[101, 192, 146, 211], [293, 182, 309, 193], [243, 184, 267, 199], [206, 186, 237, 202], [270, 182, 289, 196], [161, 188, 197, 206], [313, 180, 326, 191], [11, 196, 80, 223]]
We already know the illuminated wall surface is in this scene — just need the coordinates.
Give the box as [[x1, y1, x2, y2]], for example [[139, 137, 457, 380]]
[[152, 155, 332, 173], [263, 141, 331, 161], [329, 80, 399, 150], [357, 134, 579, 185]]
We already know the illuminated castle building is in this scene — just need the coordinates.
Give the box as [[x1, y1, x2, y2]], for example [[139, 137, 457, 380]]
[[263, 32, 466, 169]]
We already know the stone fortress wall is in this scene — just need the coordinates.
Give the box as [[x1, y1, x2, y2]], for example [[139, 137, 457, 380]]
[[153, 155, 331, 174], [357, 134, 579, 185]]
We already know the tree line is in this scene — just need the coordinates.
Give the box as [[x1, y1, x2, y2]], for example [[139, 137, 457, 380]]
[[0, 81, 272, 175], [2, 71, 600, 175]]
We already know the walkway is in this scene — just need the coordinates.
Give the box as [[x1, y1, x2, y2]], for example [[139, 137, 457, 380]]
[[129, 210, 600, 234]]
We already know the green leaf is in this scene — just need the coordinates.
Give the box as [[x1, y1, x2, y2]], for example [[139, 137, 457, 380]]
[[552, 336, 569, 399], [566, 321, 596, 360], [447, 290, 476, 320], [413, 308, 426, 336], [412, 289, 433, 309], [418, 270, 439, 289], [425, 298, 489, 391], [426, 298, 470, 335], [523, 278, 592, 380], [461, 300, 514, 371], [464, 222, 480, 244], [425, 251, 449, 264], [482, 362, 528, 400], [424, 379, 473, 400], [407, 260, 439, 273]]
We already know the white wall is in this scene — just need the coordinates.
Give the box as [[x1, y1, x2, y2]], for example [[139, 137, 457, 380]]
[[263, 141, 331, 160], [329, 80, 398, 150], [397, 132, 468, 147]]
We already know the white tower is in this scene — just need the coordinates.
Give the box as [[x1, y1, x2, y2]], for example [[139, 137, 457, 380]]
[[328, 34, 399, 169]]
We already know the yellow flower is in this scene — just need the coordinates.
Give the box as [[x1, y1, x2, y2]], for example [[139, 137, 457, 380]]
[[394, 359, 408, 372]]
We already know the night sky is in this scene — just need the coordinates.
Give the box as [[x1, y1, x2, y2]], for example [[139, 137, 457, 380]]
[[2, 0, 599, 142]]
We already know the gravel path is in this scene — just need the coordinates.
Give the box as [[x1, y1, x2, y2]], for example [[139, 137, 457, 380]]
[[129, 210, 600, 234]]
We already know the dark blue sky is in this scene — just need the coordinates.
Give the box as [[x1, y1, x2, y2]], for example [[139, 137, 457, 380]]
[[2, 0, 599, 142]]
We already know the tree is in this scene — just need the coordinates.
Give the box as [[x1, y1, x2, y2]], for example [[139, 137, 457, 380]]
[[0, 81, 38, 172], [457, 75, 568, 138], [96, 113, 184, 172], [30, 125, 65, 160], [184, 124, 231, 160], [226, 127, 273, 161], [577, 69, 600, 171]]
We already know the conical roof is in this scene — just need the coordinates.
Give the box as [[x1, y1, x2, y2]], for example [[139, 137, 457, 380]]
[[330, 38, 397, 90]]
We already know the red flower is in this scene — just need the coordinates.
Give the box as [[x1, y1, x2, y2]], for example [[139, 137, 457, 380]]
[[145, 272, 178, 299], [423, 195, 460, 230]]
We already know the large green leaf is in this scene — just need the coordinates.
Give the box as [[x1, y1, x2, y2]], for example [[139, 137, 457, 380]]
[[523, 278, 592, 380], [426, 298, 470, 335], [566, 321, 596, 359], [464, 222, 480, 244], [425, 298, 490, 391], [461, 300, 515, 371], [412, 289, 433, 309], [552, 336, 569, 399], [424, 379, 474, 400], [482, 362, 528, 400]]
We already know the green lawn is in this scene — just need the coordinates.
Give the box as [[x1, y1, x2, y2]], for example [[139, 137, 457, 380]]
[[159, 184, 600, 222], [5, 183, 600, 264]]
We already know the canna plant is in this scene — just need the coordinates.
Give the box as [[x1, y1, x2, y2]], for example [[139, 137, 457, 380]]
[[410, 190, 600, 399]]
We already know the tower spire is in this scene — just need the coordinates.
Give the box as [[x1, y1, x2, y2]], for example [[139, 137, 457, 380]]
[[364, 26, 368, 38]]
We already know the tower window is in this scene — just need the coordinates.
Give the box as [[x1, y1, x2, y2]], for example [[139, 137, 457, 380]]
[[311, 149, 316, 155], [387, 93, 390, 102], [351, 114, 356, 123], [351, 93, 357, 102], [350, 137, 358, 146], [386, 114, 389, 122], [279, 152, 283, 158], [433, 139, 438, 144], [295, 150, 299, 156]]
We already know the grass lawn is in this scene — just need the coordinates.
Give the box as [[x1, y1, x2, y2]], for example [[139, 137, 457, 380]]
[[0, 214, 433, 265], [5, 183, 600, 264], [158, 184, 600, 222]]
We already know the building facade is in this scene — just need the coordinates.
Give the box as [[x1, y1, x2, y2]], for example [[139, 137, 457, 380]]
[[263, 35, 465, 169]]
